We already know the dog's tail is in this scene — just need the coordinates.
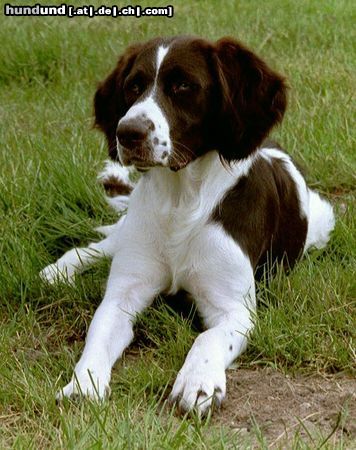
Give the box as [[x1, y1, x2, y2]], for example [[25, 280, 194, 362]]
[[304, 190, 335, 252], [97, 160, 135, 213]]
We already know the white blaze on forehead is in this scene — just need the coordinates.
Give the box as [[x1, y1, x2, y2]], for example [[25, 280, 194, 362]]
[[155, 45, 169, 80]]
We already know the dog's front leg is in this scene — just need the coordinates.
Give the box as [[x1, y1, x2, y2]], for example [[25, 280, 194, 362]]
[[169, 305, 254, 415], [169, 227, 256, 415], [57, 249, 169, 400]]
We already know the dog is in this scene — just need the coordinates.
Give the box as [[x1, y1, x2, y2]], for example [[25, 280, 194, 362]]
[[41, 36, 335, 415]]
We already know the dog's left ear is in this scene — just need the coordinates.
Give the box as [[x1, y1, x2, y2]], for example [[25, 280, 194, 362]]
[[214, 37, 287, 161]]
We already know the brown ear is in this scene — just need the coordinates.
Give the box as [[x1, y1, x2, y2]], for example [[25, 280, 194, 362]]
[[94, 43, 143, 159], [214, 37, 287, 161]]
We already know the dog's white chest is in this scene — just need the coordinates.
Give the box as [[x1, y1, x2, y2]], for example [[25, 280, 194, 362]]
[[126, 156, 242, 292], [158, 196, 207, 291]]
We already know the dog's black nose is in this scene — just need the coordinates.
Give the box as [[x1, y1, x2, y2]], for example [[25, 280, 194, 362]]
[[116, 119, 153, 150]]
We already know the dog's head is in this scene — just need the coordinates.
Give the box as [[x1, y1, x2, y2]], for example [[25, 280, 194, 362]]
[[94, 36, 287, 170]]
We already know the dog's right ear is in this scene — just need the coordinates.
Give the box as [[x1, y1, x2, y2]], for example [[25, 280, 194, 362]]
[[94, 44, 143, 159]]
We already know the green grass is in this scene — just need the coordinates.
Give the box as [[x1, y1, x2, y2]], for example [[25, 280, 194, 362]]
[[0, 0, 355, 448]]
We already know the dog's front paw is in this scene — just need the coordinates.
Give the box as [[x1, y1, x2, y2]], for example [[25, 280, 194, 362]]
[[40, 262, 75, 285], [56, 369, 110, 401], [169, 360, 226, 415]]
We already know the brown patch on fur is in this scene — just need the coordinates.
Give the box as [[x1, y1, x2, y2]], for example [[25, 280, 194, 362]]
[[101, 176, 133, 197], [211, 155, 307, 274]]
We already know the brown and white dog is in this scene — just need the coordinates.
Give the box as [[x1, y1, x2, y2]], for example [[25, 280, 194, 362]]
[[41, 36, 335, 415]]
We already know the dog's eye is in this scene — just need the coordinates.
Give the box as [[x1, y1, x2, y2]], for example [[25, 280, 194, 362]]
[[130, 83, 142, 95], [172, 81, 191, 94]]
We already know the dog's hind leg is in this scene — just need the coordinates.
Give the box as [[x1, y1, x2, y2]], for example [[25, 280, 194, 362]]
[[304, 190, 335, 252]]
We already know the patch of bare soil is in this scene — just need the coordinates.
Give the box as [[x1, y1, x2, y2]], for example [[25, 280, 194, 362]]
[[216, 368, 356, 448]]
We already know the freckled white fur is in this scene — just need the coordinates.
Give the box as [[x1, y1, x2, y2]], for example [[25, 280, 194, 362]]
[[119, 96, 172, 163]]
